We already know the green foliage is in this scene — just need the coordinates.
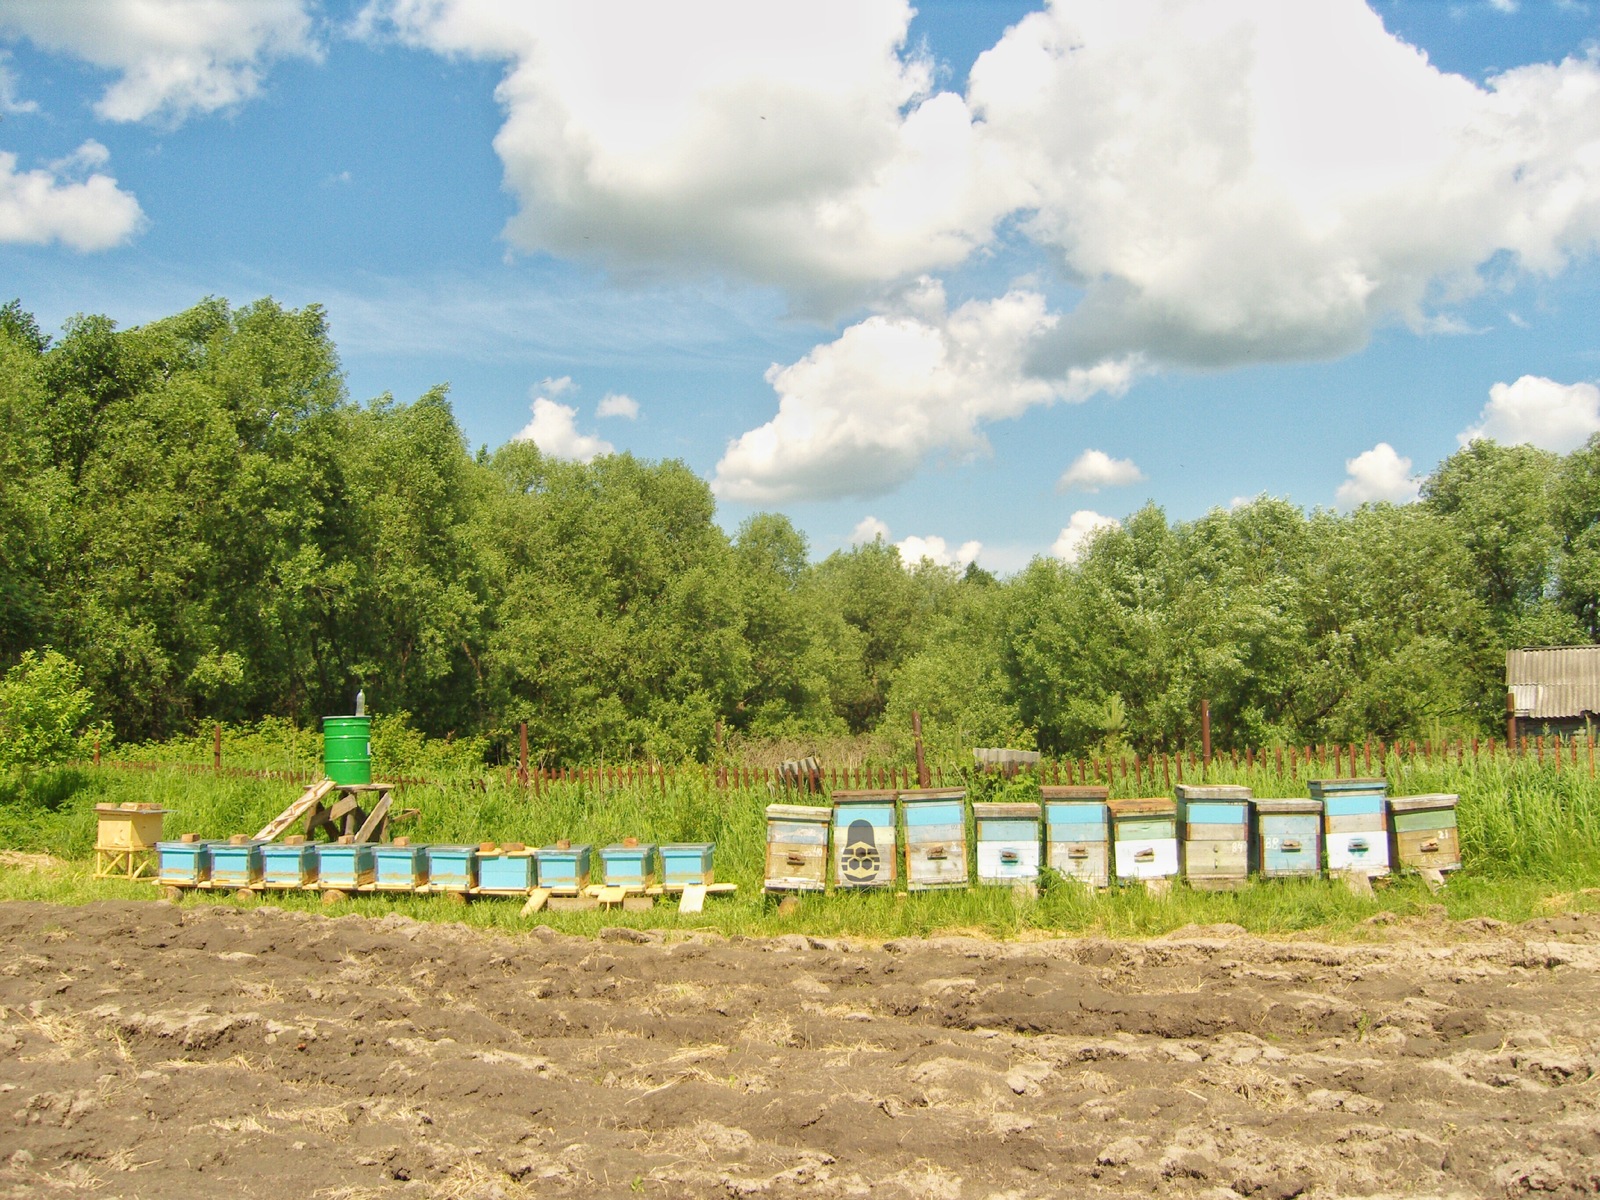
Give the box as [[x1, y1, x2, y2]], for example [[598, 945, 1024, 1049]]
[[0, 650, 99, 772]]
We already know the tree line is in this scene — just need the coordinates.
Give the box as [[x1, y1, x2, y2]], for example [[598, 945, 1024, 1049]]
[[2, 296, 1595, 765]]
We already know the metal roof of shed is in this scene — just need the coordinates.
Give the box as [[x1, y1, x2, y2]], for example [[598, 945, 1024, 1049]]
[[1506, 646, 1600, 718]]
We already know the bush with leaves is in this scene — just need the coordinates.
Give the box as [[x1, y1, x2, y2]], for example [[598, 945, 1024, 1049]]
[[0, 649, 99, 772]]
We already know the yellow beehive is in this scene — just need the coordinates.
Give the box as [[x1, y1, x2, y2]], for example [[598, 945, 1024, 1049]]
[[94, 803, 171, 878]]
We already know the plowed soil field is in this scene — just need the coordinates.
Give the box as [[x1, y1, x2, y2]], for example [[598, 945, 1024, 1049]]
[[3, 900, 1599, 1198]]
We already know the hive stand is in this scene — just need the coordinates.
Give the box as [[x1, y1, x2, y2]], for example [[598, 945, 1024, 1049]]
[[254, 778, 413, 845]]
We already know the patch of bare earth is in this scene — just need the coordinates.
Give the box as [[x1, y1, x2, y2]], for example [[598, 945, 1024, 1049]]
[[2, 902, 1600, 1198]]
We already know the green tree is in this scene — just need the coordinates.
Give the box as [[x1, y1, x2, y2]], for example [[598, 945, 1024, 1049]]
[[0, 649, 98, 771]]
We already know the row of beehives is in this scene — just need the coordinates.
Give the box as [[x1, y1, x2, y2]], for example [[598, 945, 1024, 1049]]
[[765, 779, 1461, 892], [154, 835, 716, 898]]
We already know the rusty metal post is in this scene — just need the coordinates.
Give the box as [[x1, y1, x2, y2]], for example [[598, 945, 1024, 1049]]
[[1506, 692, 1517, 750], [912, 710, 930, 788], [213, 723, 222, 772], [1200, 700, 1211, 767], [518, 722, 529, 788]]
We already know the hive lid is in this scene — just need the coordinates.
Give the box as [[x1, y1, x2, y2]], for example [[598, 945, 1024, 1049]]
[[1040, 786, 1109, 801], [1387, 793, 1459, 812], [95, 804, 171, 815], [660, 842, 714, 852], [831, 790, 895, 801], [602, 841, 657, 854], [537, 842, 591, 855], [972, 802, 1041, 818], [427, 844, 482, 853], [1108, 796, 1177, 816], [765, 803, 829, 821], [1308, 778, 1387, 796], [1253, 798, 1321, 814], [899, 788, 966, 802], [1174, 784, 1252, 800]]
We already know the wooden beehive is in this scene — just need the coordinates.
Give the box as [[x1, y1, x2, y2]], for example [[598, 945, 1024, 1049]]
[[477, 843, 537, 894], [374, 839, 428, 890], [260, 839, 318, 889], [1388, 794, 1462, 873], [764, 804, 829, 892], [208, 837, 264, 888], [1175, 784, 1253, 890], [660, 843, 715, 888], [832, 791, 896, 889], [426, 844, 480, 893], [317, 841, 376, 889], [973, 801, 1041, 886], [901, 789, 968, 891], [1108, 797, 1179, 882], [156, 836, 210, 887], [94, 803, 170, 879], [1310, 779, 1390, 876], [534, 843, 591, 894], [599, 841, 658, 889], [1042, 786, 1109, 888], [1254, 798, 1323, 879]]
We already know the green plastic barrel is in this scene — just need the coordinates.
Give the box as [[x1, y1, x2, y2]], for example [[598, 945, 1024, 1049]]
[[323, 716, 372, 785]]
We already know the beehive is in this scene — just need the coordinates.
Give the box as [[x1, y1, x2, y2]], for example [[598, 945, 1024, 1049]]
[[1175, 784, 1252, 889], [1042, 786, 1110, 888], [1310, 778, 1390, 876], [764, 805, 829, 892], [1388, 794, 1462, 873], [832, 791, 896, 889], [1254, 798, 1323, 879], [1108, 797, 1179, 882], [973, 802, 1041, 886], [534, 843, 592, 894], [260, 839, 317, 888], [94, 803, 170, 879], [318, 841, 376, 889], [599, 841, 658, 889], [477, 843, 537, 894], [208, 837, 263, 888], [156, 836, 210, 887], [660, 843, 716, 888], [901, 789, 969, 891], [426, 844, 480, 893], [374, 840, 428, 890]]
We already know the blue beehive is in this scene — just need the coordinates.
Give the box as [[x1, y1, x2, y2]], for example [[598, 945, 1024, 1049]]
[[535, 843, 592, 893], [901, 791, 968, 891], [1175, 784, 1253, 889], [1254, 798, 1322, 879], [1043, 786, 1110, 888], [832, 792, 897, 889], [157, 838, 210, 886], [209, 839, 263, 888], [374, 841, 428, 890], [260, 840, 317, 888], [426, 845, 479, 892], [600, 841, 658, 888], [318, 841, 376, 889], [1310, 778, 1390, 875], [477, 843, 537, 894], [659, 843, 715, 888]]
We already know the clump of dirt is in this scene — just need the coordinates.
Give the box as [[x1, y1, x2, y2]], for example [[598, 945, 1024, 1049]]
[[3, 900, 1600, 1198]]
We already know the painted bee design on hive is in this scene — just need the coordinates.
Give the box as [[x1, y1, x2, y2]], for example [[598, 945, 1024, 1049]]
[[839, 819, 881, 884]]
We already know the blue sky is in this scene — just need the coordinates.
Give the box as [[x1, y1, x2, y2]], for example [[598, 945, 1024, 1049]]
[[2, 0, 1598, 573]]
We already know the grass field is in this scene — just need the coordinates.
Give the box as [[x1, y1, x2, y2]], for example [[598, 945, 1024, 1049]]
[[4, 743, 1599, 939]]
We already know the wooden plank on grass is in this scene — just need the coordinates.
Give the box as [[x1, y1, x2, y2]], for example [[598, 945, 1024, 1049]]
[[520, 888, 552, 916], [678, 884, 707, 913], [254, 778, 336, 842]]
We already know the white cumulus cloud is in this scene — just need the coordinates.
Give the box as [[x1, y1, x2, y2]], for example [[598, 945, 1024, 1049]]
[[360, 0, 1021, 307], [596, 392, 639, 420], [1336, 442, 1421, 507], [896, 534, 982, 571], [1459, 375, 1600, 454], [514, 395, 614, 462], [1052, 510, 1121, 563], [850, 515, 890, 544], [711, 280, 1136, 503], [0, 53, 37, 114], [0, 142, 143, 251], [0, 0, 319, 123], [1057, 449, 1145, 493], [972, 1, 1600, 374]]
